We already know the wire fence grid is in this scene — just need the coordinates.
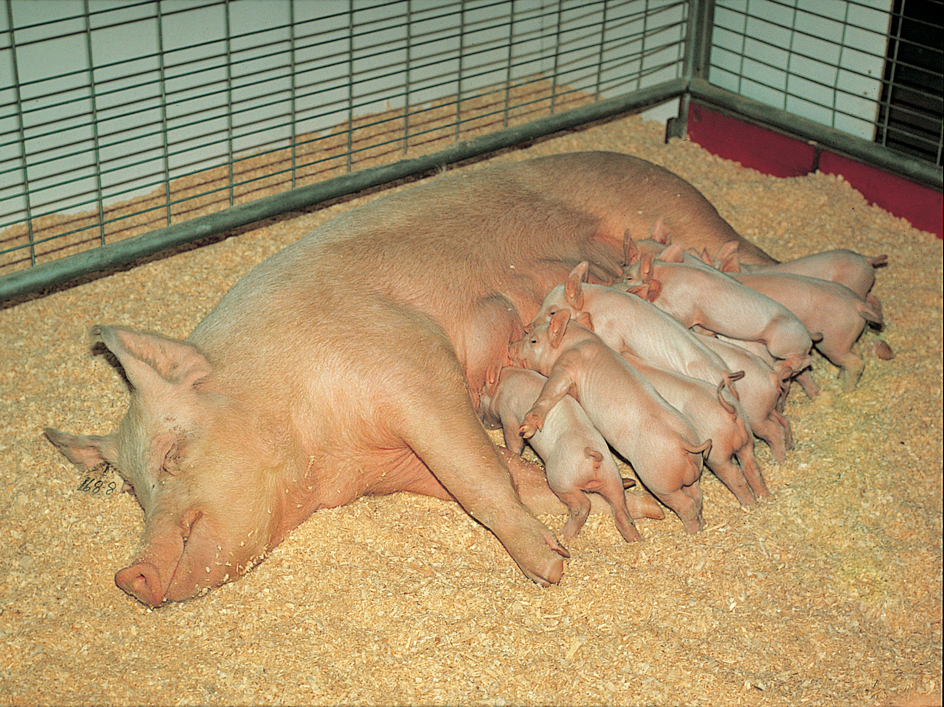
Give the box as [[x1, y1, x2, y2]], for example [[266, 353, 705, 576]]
[[0, 0, 941, 299]]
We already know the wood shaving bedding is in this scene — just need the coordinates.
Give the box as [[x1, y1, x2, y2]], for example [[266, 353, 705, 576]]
[[0, 104, 940, 707]]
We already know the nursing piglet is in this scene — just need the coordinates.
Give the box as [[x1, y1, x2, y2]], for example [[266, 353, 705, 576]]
[[529, 262, 737, 390], [622, 217, 715, 271], [511, 311, 711, 534], [479, 365, 654, 542], [695, 332, 794, 462], [712, 333, 793, 408], [622, 241, 813, 377], [713, 244, 893, 362], [621, 352, 768, 505], [722, 246, 887, 316], [728, 272, 882, 393]]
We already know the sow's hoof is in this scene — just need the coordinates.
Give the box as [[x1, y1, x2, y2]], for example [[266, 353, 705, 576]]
[[524, 550, 567, 588], [506, 516, 570, 587]]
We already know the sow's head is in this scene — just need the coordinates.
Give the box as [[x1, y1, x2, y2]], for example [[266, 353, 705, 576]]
[[45, 325, 280, 607]]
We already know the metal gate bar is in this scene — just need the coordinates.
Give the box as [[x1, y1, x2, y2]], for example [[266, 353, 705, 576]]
[[1, 0, 941, 302], [1, 0, 689, 301], [0, 78, 685, 301]]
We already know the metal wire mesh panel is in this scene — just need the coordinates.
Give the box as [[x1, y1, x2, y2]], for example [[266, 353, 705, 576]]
[[708, 0, 943, 167], [0, 0, 688, 289], [874, 0, 943, 164]]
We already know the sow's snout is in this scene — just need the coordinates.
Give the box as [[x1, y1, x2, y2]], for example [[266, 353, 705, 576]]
[[113, 507, 260, 608], [115, 563, 166, 607]]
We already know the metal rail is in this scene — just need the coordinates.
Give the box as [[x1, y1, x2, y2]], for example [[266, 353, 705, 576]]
[[1, 0, 941, 302], [0, 77, 685, 302]]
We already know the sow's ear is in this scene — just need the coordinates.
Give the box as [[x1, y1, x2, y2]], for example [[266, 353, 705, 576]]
[[92, 325, 212, 392], [659, 243, 685, 263], [43, 428, 118, 471], [45, 326, 211, 474]]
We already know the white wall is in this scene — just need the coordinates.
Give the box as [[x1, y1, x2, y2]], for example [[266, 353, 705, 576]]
[[710, 0, 891, 140], [2, 0, 893, 226], [1, 0, 688, 223]]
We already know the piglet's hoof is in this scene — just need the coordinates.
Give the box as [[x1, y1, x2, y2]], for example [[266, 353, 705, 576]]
[[626, 493, 665, 520], [874, 339, 894, 360]]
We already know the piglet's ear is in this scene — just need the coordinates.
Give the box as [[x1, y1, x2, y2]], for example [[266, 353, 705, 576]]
[[484, 360, 503, 397], [548, 309, 571, 348], [622, 231, 640, 266], [716, 241, 742, 273], [719, 253, 740, 273], [564, 268, 585, 309], [640, 252, 655, 282], [568, 261, 590, 282], [716, 240, 740, 263], [651, 217, 671, 244], [92, 325, 212, 392], [644, 279, 662, 302]]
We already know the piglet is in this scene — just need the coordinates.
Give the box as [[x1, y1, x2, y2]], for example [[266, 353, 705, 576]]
[[695, 332, 794, 462], [621, 352, 769, 505], [622, 240, 814, 378], [727, 272, 882, 393], [479, 364, 657, 542], [626, 218, 728, 273], [720, 246, 887, 316], [712, 333, 792, 409], [528, 262, 738, 391], [511, 310, 711, 534], [713, 244, 893, 362]]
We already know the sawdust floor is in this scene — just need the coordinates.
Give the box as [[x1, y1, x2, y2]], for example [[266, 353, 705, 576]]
[[0, 114, 941, 707]]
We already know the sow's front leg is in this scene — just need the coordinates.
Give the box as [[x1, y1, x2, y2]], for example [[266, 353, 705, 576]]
[[384, 313, 570, 587]]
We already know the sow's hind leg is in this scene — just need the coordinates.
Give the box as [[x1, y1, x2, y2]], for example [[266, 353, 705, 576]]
[[381, 312, 569, 587]]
